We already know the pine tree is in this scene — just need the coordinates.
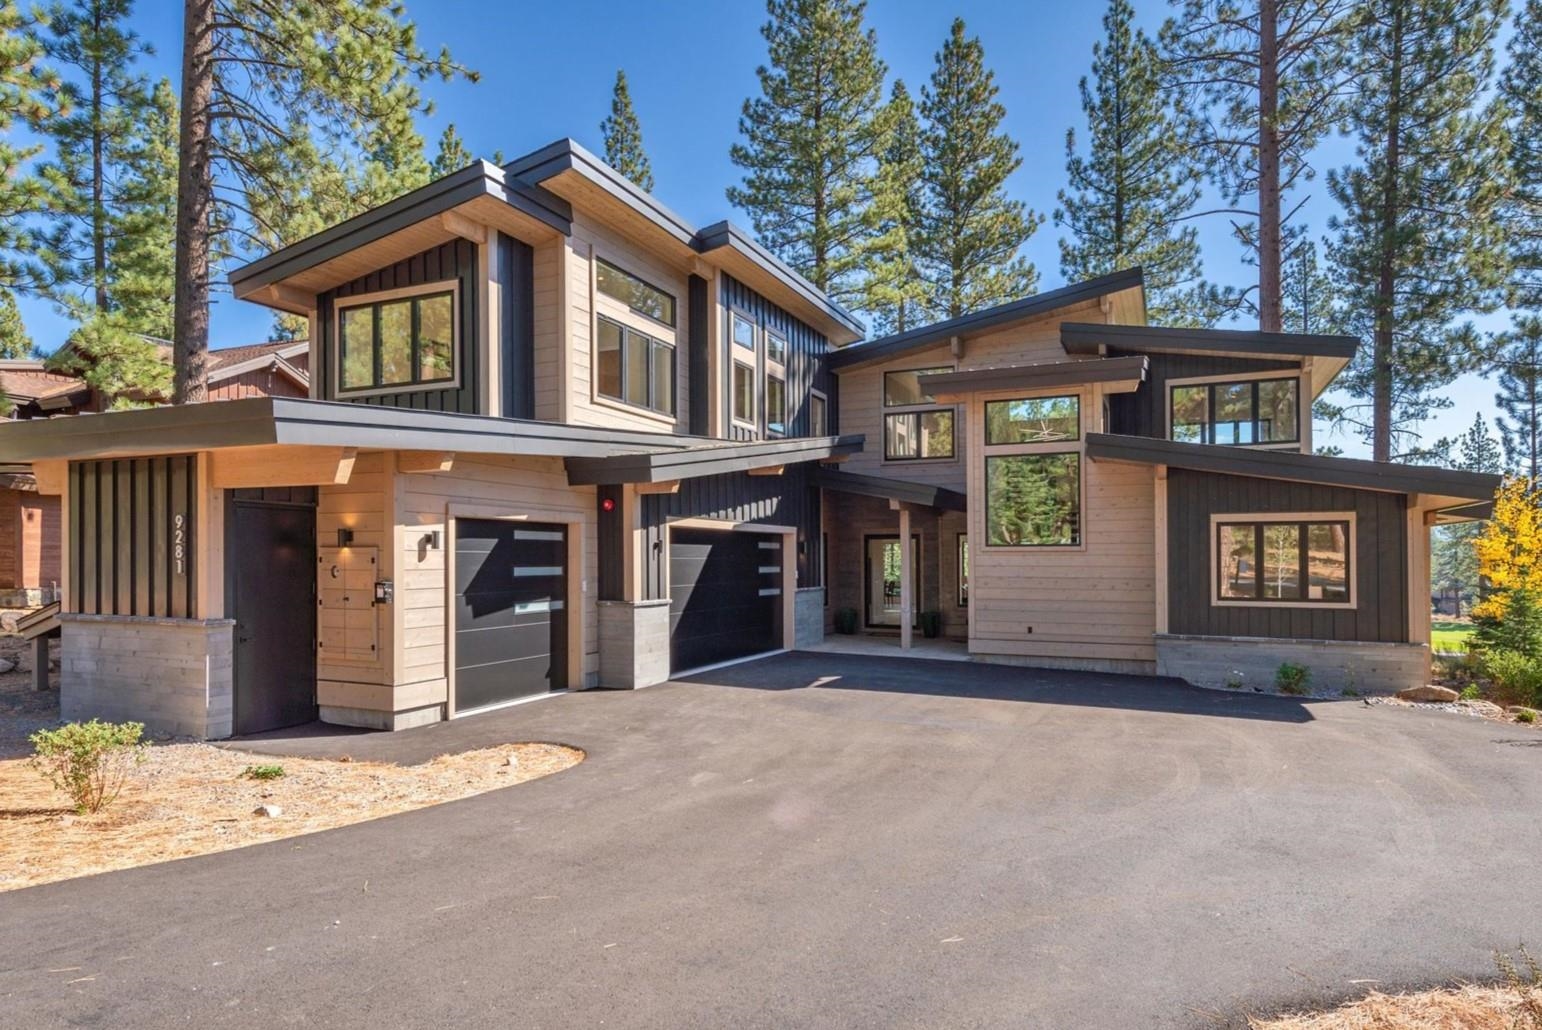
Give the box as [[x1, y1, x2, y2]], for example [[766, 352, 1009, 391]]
[[1501, 0, 1542, 310], [600, 70, 652, 191], [728, 0, 892, 309], [104, 77, 176, 340], [1432, 413, 1503, 616], [1280, 237, 1345, 336], [0, 2, 66, 295], [170, 0, 472, 403], [1161, 0, 1358, 331], [1057, 0, 1222, 327], [861, 80, 928, 335], [1326, 0, 1510, 462], [1495, 316, 1542, 483], [431, 123, 472, 177], [915, 18, 1040, 320], [0, 288, 32, 357]]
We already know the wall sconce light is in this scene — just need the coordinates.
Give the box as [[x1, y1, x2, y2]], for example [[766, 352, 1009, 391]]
[[419, 530, 442, 550], [336, 527, 354, 548]]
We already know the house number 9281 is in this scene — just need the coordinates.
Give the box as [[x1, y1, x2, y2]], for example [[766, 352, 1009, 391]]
[[173, 513, 187, 576]]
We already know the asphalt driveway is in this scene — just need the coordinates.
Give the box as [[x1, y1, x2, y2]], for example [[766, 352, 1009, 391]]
[[2, 653, 1540, 1028]]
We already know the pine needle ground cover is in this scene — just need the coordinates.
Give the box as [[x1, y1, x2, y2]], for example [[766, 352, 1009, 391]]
[[1250, 983, 1542, 1029]]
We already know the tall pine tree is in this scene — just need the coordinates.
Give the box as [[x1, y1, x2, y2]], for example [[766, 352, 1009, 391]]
[[915, 18, 1040, 319], [1058, 0, 1220, 327], [1431, 413, 1502, 615], [1500, 0, 1542, 311], [0, 288, 32, 357], [0, 2, 65, 296], [1161, 0, 1358, 331], [728, 0, 892, 309], [1495, 316, 1542, 483], [1326, 0, 1510, 462], [861, 80, 928, 335], [600, 70, 652, 191], [431, 123, 472, 176]]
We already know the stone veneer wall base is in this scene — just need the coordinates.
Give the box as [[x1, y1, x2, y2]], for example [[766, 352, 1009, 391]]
[[597, 598, 671, 689], [794, 587, 825, 649], [1155, 633, 1430, 695], [320, 703, 444, 731]]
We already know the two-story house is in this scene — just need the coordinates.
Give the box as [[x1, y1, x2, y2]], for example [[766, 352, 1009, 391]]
[[0, 138, 1498, 739]]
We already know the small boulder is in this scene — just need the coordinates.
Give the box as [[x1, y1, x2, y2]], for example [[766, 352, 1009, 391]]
[[1396, 684, 1460, 703], [252, 803, 283, 818], [0, 657, 15, 674]]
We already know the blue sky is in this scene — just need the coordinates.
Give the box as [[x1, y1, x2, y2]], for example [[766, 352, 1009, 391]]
[[16, 0, 1500, 459]]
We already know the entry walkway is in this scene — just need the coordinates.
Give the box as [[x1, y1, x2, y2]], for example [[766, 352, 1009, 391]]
[[802, 633, 970, 662]]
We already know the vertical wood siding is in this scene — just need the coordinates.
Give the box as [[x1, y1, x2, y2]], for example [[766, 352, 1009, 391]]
[[1166, 468, 1408, 642], [69, 455, 197, 618], [1107, 352, 1300, 439], [208, 368, 308, 401], [316, 239, 483, 414], [639, 466, 821, 600], [688, 275, 709, 435], [719, 274, 833, 441]]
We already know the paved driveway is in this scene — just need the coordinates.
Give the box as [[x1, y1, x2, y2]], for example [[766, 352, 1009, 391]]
[[2, 653, 1540, 1028]]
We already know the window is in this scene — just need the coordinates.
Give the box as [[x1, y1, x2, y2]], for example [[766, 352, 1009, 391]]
[[767, 373, 787, 435], [596, 259, 675, 326], [985, 395, 1080, 445], [957, 534, 969, 606], [1215, 517, 1351, 604], [884, 367, 950, 407], [338, 288, 456, 394], [732, 361, 755, 425], [885, 410, 955, 460], [767, 329, 787, 365], [596, 315, 675, 415], [732, 312, 756, 350], [1171, 377, 1300, 445], [809, 391, 828, 436], [985, 453, 1081, 546]]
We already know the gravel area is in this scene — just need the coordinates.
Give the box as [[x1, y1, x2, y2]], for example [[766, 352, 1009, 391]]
[[1366, 694, 1542, 727], [0, 634, 58, 759]]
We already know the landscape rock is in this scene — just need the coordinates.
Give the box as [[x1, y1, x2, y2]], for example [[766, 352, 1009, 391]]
[[0, 658, 15, 675], [252, 804, 283, 818], [1397, 685, 1460, 703], [1454, 699, 1505, 718]]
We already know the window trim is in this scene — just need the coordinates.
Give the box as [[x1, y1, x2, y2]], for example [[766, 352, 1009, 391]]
[[594, 314, 677, 419], [595, 256, 676, 329], [1209, 511, 1357, 609], [983, 451, 1084, 548], [1167, 373, 1303, 448], [332, 280, 461, 399]]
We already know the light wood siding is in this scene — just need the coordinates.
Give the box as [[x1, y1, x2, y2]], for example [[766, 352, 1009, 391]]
[[1107, 352, 1299, 440], [68, 455, 197, 618], [532, 235, 564, 421], [315, 452, 390, 705], [822, 492, 969, 639], [1166, 469, 1408, 643], [719, 274, 832, 441], [316, 240, 482, 413]]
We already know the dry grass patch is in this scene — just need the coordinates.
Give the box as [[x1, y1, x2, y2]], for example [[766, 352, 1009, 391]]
[[0, 740, 582, 891], [1251, 983, 1542, 1029]]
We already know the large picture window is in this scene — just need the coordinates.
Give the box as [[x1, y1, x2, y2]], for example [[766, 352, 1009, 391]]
[[597, 316, 675, 415], [885, 410, 955, 460], [338, 288, 455, 393], [985, 453, 1081, 546], [596, 259, 675, 326], [1215, 517, 1351, 604], [985, 395, 1080, 444], [1171, 377, 1299, 445]]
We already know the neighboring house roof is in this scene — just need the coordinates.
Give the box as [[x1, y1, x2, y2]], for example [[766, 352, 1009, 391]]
[[809, 467, 968, 512], [564, 434, 865, 485], [1084, 432, 1500, 511], [0, 363, 93, 412], [827, 268, 1148, 373]]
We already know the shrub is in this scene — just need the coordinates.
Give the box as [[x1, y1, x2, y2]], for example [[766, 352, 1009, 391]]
[[1479, 649, 1542, 708], [1460, 684, 1482, 701], [1474, 586, 1542, 659], [240, 764, 285, 781], [1275, 662, 1311, 695], [1518, 708, 1538, 724], [833, 607, 858, 635], [29, 720, 147, 814]]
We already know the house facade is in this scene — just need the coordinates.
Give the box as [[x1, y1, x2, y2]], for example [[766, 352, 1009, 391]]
[[0, 138, 1497, 739]]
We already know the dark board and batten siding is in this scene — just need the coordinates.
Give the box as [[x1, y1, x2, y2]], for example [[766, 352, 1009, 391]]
[[1166, 468, 1408, 643], [639, 466, 821, 601], [1108, 352, 1299, 440], [719, 273, 835, 440], [69, 455, 197, 619]]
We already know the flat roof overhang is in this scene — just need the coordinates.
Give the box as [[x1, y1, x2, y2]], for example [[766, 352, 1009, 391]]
[[564, 434, 865, 486], [918, 355, 1148, 401], [1085, 432, 1501, 514], [1061, 323, 1357, 397], [809, 467, 966, 512]]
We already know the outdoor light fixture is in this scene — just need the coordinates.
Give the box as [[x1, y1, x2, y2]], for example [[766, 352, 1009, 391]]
[[419, 530, 442, 550], [336, 527, 354, 548]]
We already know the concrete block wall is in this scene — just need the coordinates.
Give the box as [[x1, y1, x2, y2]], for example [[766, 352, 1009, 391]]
[[597, 599, 671, 688], [60, 614, 236, 738], [1156, 633, 1431, 695], [794, 587, 825, 648]]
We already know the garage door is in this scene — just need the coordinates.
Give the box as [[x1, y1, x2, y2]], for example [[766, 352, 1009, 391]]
[[669, 527, 781, 673], [454, 519, 567, 712]]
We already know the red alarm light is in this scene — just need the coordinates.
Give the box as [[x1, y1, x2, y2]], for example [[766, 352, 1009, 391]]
[[601, 497, 616, 513]]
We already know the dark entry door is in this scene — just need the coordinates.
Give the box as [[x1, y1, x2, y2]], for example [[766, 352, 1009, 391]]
[[231, 493, 318, 735], [669, 527, 780, 673], [454, 519, 567, 712]]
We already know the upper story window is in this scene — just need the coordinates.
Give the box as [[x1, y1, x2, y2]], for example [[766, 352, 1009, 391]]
[[597, 316, 674, 416], [732, 312, 757, 350], [597, 259, 675, 326], [767, 329, 788, 365], [883, 366, 955, 461], [985, 395, 1080, 444], [337, 285, 456, 395], [1214, 516, 1352, 606], [809, 390, 828, 436], [1171, 377, 1299, 446]]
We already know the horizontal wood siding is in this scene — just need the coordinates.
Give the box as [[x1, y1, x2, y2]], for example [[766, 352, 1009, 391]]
[[316, 239, 481, 413], [1107, 352, 1300, 439], [69, 455, 197, 618], [640, 466, 820, 600], [720, 273, 832, 441], [1166, 468, 1408, 642]]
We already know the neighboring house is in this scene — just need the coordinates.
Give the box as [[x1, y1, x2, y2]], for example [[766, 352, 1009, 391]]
[[0, 138, 1497, 740]]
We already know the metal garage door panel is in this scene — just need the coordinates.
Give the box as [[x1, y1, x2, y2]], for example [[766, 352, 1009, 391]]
[[669, 528, 780, 673], [454, 519, 566, 712]]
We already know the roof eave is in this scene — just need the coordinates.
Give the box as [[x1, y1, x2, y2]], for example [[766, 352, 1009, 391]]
[[564, 434, 866, 486]]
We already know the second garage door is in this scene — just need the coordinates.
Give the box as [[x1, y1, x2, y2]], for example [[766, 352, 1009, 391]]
[[454, 519, 567, 712], [669, 527, 782, 673]]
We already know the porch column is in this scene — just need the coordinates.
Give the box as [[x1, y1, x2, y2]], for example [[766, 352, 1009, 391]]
[[898, 504, 913, 650]]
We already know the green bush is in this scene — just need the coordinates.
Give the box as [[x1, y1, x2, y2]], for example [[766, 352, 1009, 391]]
[[833, 607, 858, 635], [1517, 708, 1538, 724], [1459, 684, 1482, 701], [1474, 586, 1542, 659], [29, 720, 148, 814], [1275, 662, 1311, 695], [1478, 649, 1542, 708], [240, 764, 285, 781]]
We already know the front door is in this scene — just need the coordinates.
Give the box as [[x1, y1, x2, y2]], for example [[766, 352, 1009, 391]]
[[231, 493, 318, 735], [865, 535, 920, 628]]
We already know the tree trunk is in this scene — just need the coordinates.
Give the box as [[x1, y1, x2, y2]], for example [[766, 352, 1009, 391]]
[[172, 0, 214, 405], [90, 0, 106, 312], [1257, 0, 1282, 334], [1372, 6, 1404, 464]]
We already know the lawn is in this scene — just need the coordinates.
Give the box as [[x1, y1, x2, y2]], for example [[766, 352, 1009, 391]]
[[1431, 621, 1475, 654]]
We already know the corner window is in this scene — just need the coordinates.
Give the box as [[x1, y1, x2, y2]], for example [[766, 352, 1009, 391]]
[[767, 329, 788, 365], [957, 534, 969, 606], [885, 410, 955, 460], [985, 395, 1080, 445], [985, 453, 1081, 546], [596, 259, 675, 326], [337, 288, 456, 394], [1216, 517, 1352, 605], [732, 361, 755, 425], [597, 315, 675, 415], [809, 391, 828, 436], [767, 373, 787, 435], [1171, 377, 1300, 445]]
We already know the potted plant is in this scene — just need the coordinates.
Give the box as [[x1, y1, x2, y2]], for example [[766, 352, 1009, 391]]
[[834, 607, 858, 635], [919, 610, 942, 639]]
